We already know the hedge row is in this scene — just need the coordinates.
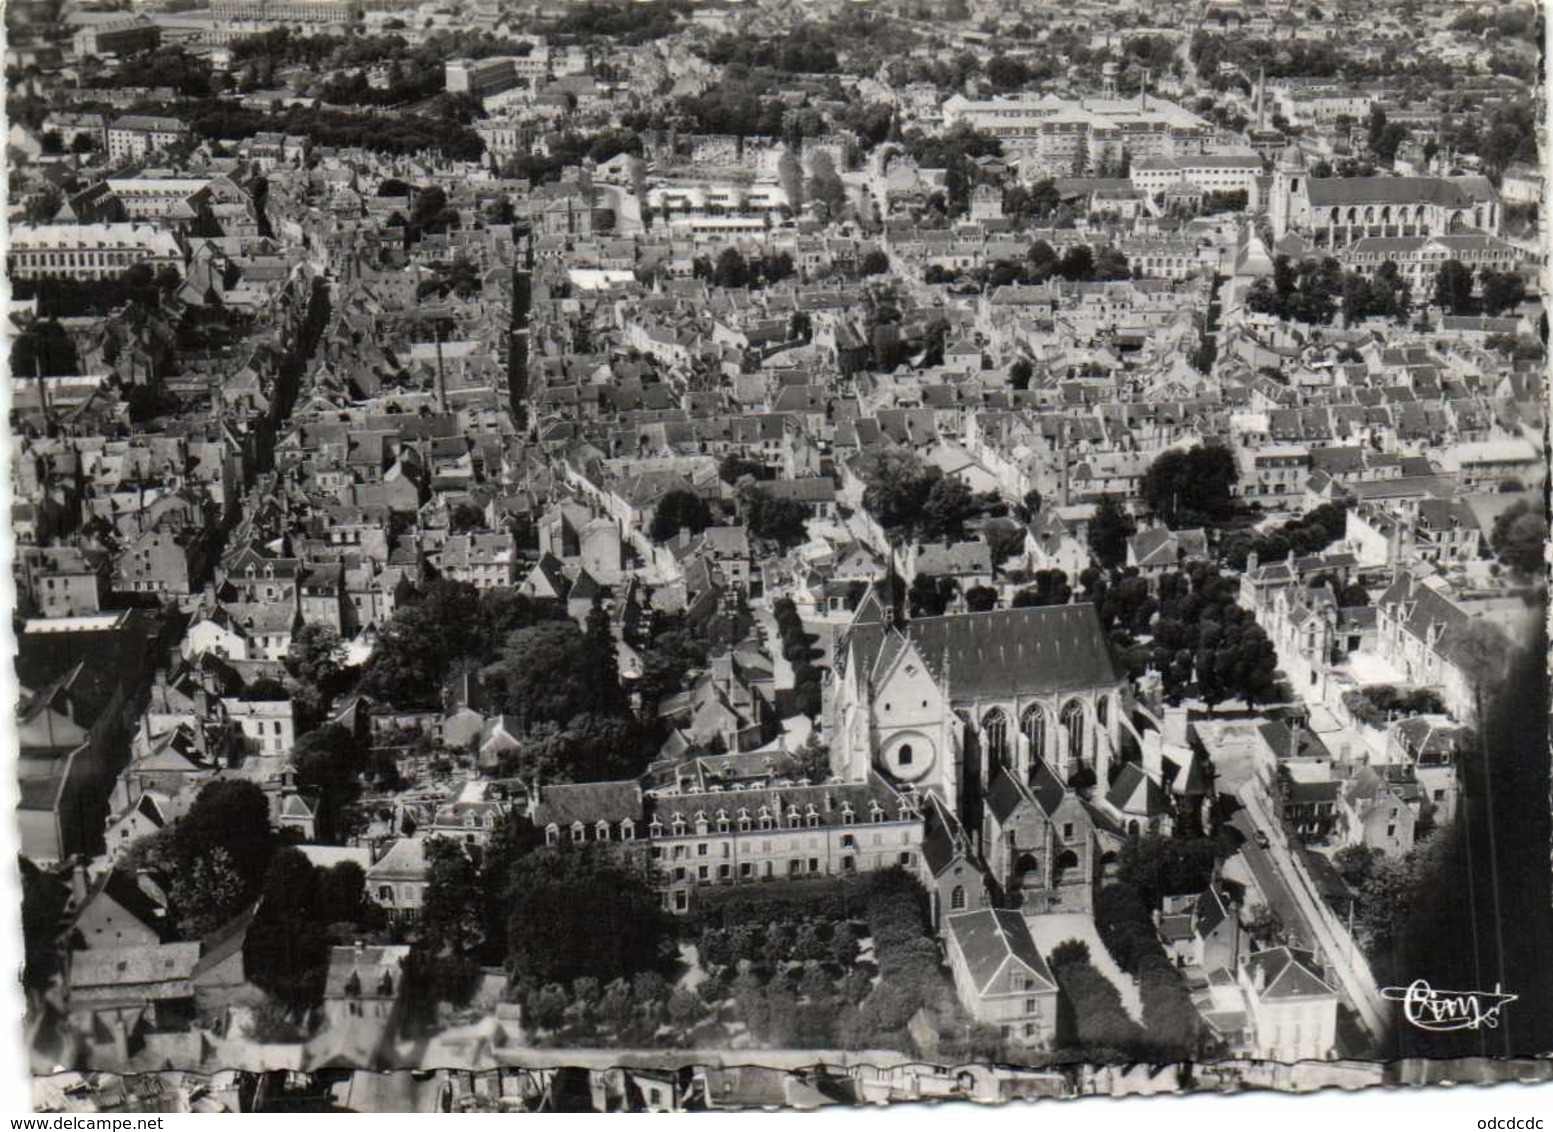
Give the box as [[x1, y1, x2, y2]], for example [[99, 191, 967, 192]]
[[853, 875, 947, 1036], [699, 918, 861, 968], [690, 874, 873, 925], [1094, 882, 1202, 1059], [773, 598, 824, 716], [1050, 955, 1147, 1057]]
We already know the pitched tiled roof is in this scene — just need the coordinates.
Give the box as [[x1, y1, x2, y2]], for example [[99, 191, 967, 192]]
[[1246, 946, 1336, 1000], [532, 781, 645, 828], [1306, 177, 1490, 208], [840, 603, 1120, 702], [1194, 886, 1230, 938], [1106, 761, 1169, 815], [947, 908, 1056, 995]]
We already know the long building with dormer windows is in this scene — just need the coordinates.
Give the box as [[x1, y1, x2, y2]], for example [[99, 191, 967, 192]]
[[530, 772, 925, 914]]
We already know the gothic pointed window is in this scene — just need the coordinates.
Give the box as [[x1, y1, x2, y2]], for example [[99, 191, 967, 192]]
[[1021, 704, 1048, 768], [982, 708, 1010, 768], [1061, 699, 1087, 771]]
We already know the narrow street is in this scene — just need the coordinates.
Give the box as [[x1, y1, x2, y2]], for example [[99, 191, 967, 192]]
[[1233, 788, 1391, 1047], [1230, 807, 1315, 951], [754, 606, 795, 693]]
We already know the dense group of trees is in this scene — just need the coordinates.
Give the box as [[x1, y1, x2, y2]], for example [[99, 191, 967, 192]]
[[162, 780, 275, 938], [359, 580, 659, 790], [689, 247, 797, 290], [482, 603, 646, 773], [244, 847, 375, 1010], [703, 24, 839, 73], [10, 318, 79, 378], [359, 581, 569, 709], [856, 448, 982, 545], [1140, 445, 1240, 527], [1365, 106, 1410, 166], [1104, 565, 1280, 707], [96, 45, 218, 98], [1094, 834, 1230, 1056], [699, 916, 860, 969], [1490, 498, 1547, 577], [965, 240, 1130, 289], [1432, 259, 1527, 318], [907, 573, 960, 618], [504, 848, 671, 986], [833, 870, 958, 1052], [669, 76, 792, 140], [1246, 256, 1347, 325], [737, 481, 810, 551], [648, 488, 714, 543], [1189, 33, 1344, 83], [111, 779, 371, 1016], [130, 98, 485, 162], [1343, 261, 1413, 324], [545, 0, 687, 43], [1087, 497, 1137, 572], [1219, 502, 1351, 572], [904, 126, 1002, 217]]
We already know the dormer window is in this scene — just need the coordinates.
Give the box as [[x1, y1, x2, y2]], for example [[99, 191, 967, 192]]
[[595, 820, 611, 842], [841, 807, 856, 826], [870, 804, 886, 823], [545, 823, 559, 846], [620, 819, 636, 841], [671, 816, 687, 837], [648, 820, 663, 839], [571, 821, 586, 844]]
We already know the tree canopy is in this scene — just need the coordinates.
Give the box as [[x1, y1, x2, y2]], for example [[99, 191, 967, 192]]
[[503, 849, 670, 986], [1141, 445, 1240, 526], [1491, 498, 1546, 576], [1088, 496, 1136, 572], [648, 489, 713, 543]]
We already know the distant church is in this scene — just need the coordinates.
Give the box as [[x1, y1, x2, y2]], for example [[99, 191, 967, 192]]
[[1269, 143, 1501, 249]]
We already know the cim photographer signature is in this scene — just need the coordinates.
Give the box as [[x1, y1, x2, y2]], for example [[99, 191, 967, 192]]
[[1381, 980, 1519, 1032]]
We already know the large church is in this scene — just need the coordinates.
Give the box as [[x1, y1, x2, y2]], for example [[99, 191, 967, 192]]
[[1268, 144, 1501, 249], [827, 590, 1130, 838]]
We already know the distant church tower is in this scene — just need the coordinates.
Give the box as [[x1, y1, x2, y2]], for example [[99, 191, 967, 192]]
[[1270, 142, 1308, 240]]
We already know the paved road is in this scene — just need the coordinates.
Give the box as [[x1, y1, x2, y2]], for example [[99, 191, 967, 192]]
[[1229, 808, 1316, 951], [754, 607, 795, 693], [1234, 788, 1391, 1046]]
